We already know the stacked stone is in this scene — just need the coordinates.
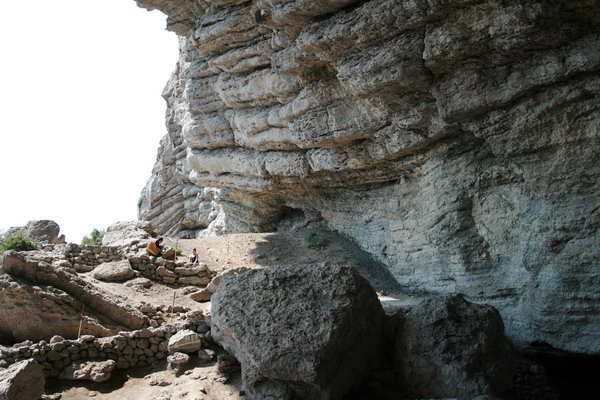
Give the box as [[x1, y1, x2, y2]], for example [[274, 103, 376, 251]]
[[63, 244, 125, 268], [138, 303, 200, 328], [0, 321, 210, 378], [128, 256, 215, 286]]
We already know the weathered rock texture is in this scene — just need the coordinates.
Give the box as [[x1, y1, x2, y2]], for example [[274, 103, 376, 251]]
[[396, 294, 516, 400], [0, 359, 44, 400], [6, 220, 65, 244], [0, 274, 119, 343], [136, 0, 600, 355], [210, 264, 384, 400], [1, 251, 146, 341]]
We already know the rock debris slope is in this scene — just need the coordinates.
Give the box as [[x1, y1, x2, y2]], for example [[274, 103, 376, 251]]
[[135, 0, 600, 355]]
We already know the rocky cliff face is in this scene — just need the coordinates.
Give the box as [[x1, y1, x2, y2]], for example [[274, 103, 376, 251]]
[[136, 0, 600, 355]]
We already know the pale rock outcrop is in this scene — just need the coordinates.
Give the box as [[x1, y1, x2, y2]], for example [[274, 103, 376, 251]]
[[59, 360, 116, 383], [210, 264, 385, 400], [6, 220, 64, 244], [92, 260, 135, 282], [0, 275, 119, 342], [396, 295, 516, 400], [167, 330, 202, 354], [135, 0, 600, 355], [102, 221, 154, 246], [0, 359, 45, 400]]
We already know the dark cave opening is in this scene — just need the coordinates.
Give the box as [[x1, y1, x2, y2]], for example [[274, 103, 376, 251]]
[[517, 342, 600, 400]]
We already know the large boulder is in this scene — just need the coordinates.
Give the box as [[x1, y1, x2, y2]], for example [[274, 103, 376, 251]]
[[101, 221, 154, 247], [0, 359, 45, 400], [6, 220, 64, 244], [396, 294, 516, 400], [92, 260, 135, 282], [59, 360, 116, 383], [211, 264, 385, 400]]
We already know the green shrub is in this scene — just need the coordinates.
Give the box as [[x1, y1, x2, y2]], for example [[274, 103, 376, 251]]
[[151, 229, 160, 238], [304, 231, 329, 249], [81, 228, 105, 245], [172, 247, 183, 256], [0, 232, 40, 254]]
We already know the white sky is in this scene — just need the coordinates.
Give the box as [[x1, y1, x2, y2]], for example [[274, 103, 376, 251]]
[[0, 0, 179, 242]]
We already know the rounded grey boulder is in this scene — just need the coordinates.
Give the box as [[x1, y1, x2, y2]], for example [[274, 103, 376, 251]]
[[210, 264, 385, 400], [92, 260, 135, 282], [396, 294, 516, 400]]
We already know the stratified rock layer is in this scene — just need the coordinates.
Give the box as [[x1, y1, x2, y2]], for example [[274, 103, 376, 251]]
[[210, 264, 384, 400], [135, 0, 600, 354]]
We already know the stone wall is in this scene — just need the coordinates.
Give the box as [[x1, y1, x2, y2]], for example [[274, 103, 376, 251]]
[[128, 255, 215, 285], [0, 321, 209, 378]]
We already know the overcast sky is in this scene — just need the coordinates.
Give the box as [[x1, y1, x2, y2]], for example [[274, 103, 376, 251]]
[[0, 0, 179, 242]]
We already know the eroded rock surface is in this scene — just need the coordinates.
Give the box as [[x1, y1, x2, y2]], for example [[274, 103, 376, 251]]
[[59, 359, 116, 383], [92, 260, 135, 282], [210, 264, 384, 400], [0, 359, 45, 400], [0, 275, 119, 343], [396, 294, 516, 400], [1, 251, 146, 338], [6, 220, 64, 244], [135, 0, 600, 355]]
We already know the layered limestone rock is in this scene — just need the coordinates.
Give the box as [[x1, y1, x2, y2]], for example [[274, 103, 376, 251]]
[[135, 0, 600, 355]]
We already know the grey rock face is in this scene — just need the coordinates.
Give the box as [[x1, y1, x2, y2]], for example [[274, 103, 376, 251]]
[[396, 295, 516, 400], [6, 220, 64, 244], [210, 264, 385, 400], [59, 360, 116, 383], [135, 0, 600, 354], [101, 221, 154, 246], [0, 359, 45, 400], [92, 260, 135, 282]]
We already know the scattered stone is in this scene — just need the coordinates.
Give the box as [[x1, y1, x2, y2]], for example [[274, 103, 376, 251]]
[[50, 335, 64, 344], [0, 359, 45, 400], [167, 330, 202, 354], [396, 294, 516, 400], [59, 360, 116, 383], [197, 348, 216, 362], [211, 264, 384, 399], [167, 352, 190, 373], [149, 377, 172, 387], [92, 260, 135, 282], [125, 277, 153, 289], [74, 264, 95, 273]]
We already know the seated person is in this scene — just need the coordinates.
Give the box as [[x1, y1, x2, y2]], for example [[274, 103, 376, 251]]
[[146, 237, 164, 257], [189, 248, 199, 264]]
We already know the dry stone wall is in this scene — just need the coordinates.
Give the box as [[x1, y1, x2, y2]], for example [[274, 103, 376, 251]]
[[0, 321, 209, 378], [135, 0, 600, 355]]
